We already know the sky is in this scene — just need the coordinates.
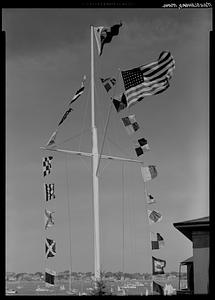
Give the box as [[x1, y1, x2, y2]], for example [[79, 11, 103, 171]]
[[4, 7, 211, 274]]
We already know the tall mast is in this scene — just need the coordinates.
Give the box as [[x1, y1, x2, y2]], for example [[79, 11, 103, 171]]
[[91, 25, 101, 282]]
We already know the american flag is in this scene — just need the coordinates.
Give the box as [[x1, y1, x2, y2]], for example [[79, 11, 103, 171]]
[[121, 51, 175, 107]]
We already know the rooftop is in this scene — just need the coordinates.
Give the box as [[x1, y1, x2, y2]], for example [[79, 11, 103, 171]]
[[173, 216, 209, 241]]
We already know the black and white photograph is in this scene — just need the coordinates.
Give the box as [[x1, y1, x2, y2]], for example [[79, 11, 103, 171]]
[[4, 3, 211, 295]]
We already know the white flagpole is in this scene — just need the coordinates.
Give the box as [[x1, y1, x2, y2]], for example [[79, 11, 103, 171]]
[[91, 25, 101, 283]]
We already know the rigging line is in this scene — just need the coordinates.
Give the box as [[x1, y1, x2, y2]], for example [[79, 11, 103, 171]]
[[57, 128, 91, 147], [107, 136, 134, 159], [96, 70, 120, 177], [76, 77, 92, 172], [90, 156, 96, 281], [142, 173, 155, 294], [78, 77, 91, 151], [65, 154, 73, 291], [122, 162, 125, 277], [93, 78, 112, 176]]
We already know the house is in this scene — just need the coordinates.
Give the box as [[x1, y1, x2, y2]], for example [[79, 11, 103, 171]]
[[173, 216, 209, 295]]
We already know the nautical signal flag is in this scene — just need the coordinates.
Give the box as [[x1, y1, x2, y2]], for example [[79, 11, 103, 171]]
[[58, 107, 73, 126], [121, 115, 140, 135], [45, 238, 56, 258], [44, 183, 56, 202], [150, 232, 165, 250], [152, 256, 166, 275], [42, 156, 53, 177], [135, 138, 150, 156], [153, 281, 164, 295], [94, 22, 122, 56], [69, 75, 86, 106], [121, 51, 175, 108], [57, 76, 86, 126], [46, 130, 57, 148], [100, 77, 116, 93], [147, 193, 156, 204], [45, 209, 55, 230], [148, 209, 162, 224], [141, 165, 157, 182], [112, 93, 127, 112], [45, 268, 56, 286]]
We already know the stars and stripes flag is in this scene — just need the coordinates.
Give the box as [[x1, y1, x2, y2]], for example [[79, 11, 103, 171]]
[[147, 193, 156, 204], [42, 156, 53, 177], [148, 209, 162, 224], [152, 256, 166, 275], [150, 232, 165, 250], [141, 165, 157, 182], [45, 268, 56, 286], [134, 138, 150, 156], [94, 22, 122, 56], [44, 183, 56, 202], [45, 238, 56, 258], [45, 209, 55, 230], [121, 114, 140, 135], [121, 51, 175, 108], [100, 77, 116, 92], [112, 93, 127, 112]]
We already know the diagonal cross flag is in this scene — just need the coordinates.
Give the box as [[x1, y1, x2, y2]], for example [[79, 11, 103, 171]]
[[44, 209, 55, 230], [45, 238, 56, 258]]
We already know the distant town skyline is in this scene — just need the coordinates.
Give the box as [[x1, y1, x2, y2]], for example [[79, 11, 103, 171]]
[[5, 7, 210, 273]]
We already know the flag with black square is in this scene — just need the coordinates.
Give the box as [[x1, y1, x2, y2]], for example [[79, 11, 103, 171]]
[[42, 156, 53, 177], [44, 183, 56, 202], [134, 138, 150, 156], [121, 114, 140, 135]]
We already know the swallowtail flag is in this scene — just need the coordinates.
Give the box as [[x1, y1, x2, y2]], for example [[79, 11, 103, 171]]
[[150, 232, 165, 250], [94, 22, 122, 56], [121, 115, 140, 135], [44, 183, 56, 202], [45, 209, 55, 230], [141, 165, 157, 182], [42, 156, 53, 177], [148, 209, 162, 224], [45, 268, 56, 286], [45, 238, 56, 258], [135, 138, 150, 156], [152, 256, 166, 275], [112, 93, 127, 112], [121, 51, 175, 108]]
